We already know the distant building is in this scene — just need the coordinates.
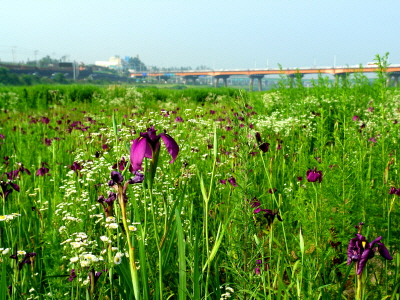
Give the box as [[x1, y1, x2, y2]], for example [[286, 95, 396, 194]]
[[94, 56, 128, 71]]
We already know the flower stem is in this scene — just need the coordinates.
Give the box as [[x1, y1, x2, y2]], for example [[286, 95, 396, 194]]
[[117, 185, 140, 300]]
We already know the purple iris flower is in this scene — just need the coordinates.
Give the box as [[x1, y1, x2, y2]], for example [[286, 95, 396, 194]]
[[97, 192, 117, 217], [389, 187, 400, 195], [268, 188, 277, 194], [228, 177, 238, 187], [259, 143, 270, 153], [254, 259, 262, 275], [130, 126, 179, 171], [108, 171, 124, 186], [0, 181, 20, 199], [112, 157, 134, 173], [70, 162, 83, 173], [88, 268, 103, 287], [347, 230, 392, 275], [127, 171, 145, 184], [18, 252, 36, 270], [69, 269, 77, 282], [255, 132, 270, 152], [306, 167, 323, 183], [44, 138, 52, 146], [36, 163, 50, 176], [250, 197, 262, 213]]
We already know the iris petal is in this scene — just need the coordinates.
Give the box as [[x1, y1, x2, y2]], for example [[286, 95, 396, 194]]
[[378, 243, 393, 260], [357, 248, 372, 275], [9, 182, 20, 192], [160, 133, 179, 163], [130, 138, 151, 171]]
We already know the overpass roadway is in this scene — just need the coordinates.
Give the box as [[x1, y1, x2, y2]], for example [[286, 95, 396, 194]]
[[130, 65, 400, 90]]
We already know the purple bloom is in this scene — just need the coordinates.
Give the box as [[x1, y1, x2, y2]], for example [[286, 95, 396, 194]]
[[130, 126, 179, 171], [306, 167, 323, 183], [254, 259, 269, 275], [108, 171, 124, 186], [228, 176, 237, 187], [70, 162, 83, 173], [175, 117, 184, 122], [0, 181, 20, 199], [368, 137, 377, 143], [255, 132, 270, 152], [69, 269, 77, 282], [88, 269, 103, 286], [259, 143, 270, 153], [127, 171, 145, 184], [97, 192, 117, 217], [255, 132, 262, 143], [347, 226, 393, 275], [43, 138, 52, 146], [36, 163, 50, 176], [0, 134, 5, 139], [219, 179, 227, 185], [389, 187, 400, 196], [352, 115, 360, 121], [18, 252, 36, 270], [250, 197, 260, 208], [112, 157, 134, 173]]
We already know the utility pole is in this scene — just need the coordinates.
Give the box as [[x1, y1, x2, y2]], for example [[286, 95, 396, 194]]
[[34, 50, 38, 67], [12, 47, 16, 63], [73, 61, 76, 81]]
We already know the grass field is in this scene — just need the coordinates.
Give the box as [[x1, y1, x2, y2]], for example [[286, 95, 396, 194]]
[[1, 69, 400, 299]]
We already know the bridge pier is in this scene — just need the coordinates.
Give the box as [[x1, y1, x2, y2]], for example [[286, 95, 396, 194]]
[[213, 75, 230, 87], [249, 74, 264, 91], [214, 77, 219, 87], [334, 73, 348, 86], [182, 75, 198, 85], [386, 72, 400, 87], [287, 73, 304, 86]]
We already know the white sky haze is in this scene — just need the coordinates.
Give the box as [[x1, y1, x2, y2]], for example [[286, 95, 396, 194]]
[[1, 0, 399, 70]]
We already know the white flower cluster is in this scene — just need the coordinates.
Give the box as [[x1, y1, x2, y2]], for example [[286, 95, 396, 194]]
[[220, 286, 234, 299], [0, 213, 21, 221], [70, 252, 104, 268]]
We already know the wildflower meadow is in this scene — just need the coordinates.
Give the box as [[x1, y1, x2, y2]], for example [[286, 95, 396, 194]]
[[1, 61, 400, 299]]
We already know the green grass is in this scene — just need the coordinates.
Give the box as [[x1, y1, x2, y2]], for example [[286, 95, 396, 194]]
[[0, 71, 400, 299]]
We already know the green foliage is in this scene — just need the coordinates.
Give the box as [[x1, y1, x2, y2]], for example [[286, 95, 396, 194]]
[[0, 78, 400, 299]]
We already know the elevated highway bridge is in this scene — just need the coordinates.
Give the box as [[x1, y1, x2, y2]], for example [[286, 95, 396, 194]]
[[130, 65, 400, 90]]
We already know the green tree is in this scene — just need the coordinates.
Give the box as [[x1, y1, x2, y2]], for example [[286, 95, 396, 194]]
[[20, 74, 33, 85], [128, 56, 147, 72], [38, 55, 59, 67], [53, 73, 67, 84], [0, 67, 21, 85]]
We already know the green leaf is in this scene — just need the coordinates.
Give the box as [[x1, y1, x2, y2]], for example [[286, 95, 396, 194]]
[[175, 208, 187, 300]]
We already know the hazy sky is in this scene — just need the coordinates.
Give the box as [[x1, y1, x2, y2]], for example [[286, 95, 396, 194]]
[[1, 0, 399, 70]]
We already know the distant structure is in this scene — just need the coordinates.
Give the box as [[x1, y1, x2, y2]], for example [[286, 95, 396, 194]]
[[94, 56, 128, 71], [130, 65, 400, 90]]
